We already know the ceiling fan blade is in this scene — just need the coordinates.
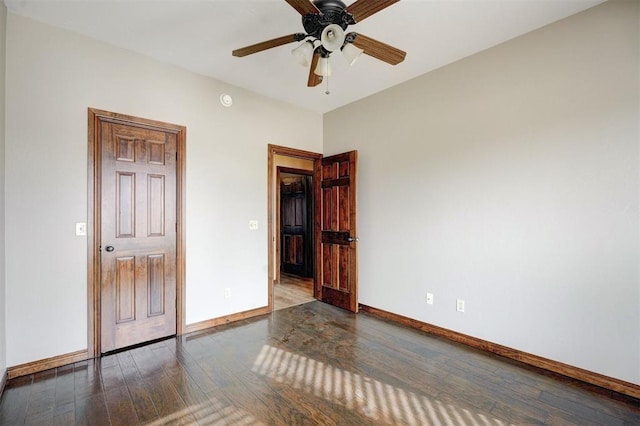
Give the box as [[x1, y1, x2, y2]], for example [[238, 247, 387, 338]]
[[345, 0, 399, 23], [285, 0, 321, 16], [307, 51, 323, 87], [232, 33, 305, 57], [351, 33, 406, 65]]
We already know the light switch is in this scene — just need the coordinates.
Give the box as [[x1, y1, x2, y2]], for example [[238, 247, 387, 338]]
[[76, 222, 87, 236], [249, 220, 258, 230]]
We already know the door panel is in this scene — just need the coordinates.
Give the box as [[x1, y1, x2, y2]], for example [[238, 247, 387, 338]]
[[147, 254, 166, 316], [317, 151, 358, 312], [148, 175, 166, 236], [100, 120, 177, 352], [115, 256, 135, 323]]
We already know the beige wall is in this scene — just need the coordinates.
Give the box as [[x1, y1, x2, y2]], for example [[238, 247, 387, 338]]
[[273, 155, 315, 172], [4, 13, 322, 366], [0, 2, 6, 379], [324, 0, 639, 384]]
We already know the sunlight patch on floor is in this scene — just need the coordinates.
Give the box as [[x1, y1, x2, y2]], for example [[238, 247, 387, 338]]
[[146, 398, 264, 426], [252, 344, 511, 426]]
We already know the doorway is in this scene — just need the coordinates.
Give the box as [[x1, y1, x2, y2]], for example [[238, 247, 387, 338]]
[[87, 109, 186, 357], [268, 145, 321, 311], [268, 144, 360, 313], [277, 169, 315, 310], [280, 171, 313, 277]]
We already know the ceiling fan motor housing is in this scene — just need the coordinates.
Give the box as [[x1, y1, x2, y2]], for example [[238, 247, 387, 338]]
[[302, 0, 355, 40]]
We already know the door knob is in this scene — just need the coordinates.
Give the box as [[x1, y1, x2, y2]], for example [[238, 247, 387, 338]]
[[105, 246, 115, 252], [347, 237, 359, 242]]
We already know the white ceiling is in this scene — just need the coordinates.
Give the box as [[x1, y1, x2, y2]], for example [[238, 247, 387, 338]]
[[4, 0, 605, 113]]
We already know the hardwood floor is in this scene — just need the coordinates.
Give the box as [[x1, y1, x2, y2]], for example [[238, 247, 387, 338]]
[[273, 273, 314, 311], [1, 301, 638, 425]]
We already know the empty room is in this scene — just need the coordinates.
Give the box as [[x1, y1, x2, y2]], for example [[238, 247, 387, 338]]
[[0, 0, 638, 424]]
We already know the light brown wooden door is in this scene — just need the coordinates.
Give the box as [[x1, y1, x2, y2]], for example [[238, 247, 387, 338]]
[[317, 151, 358, 312], [100, 120, 177, 352]]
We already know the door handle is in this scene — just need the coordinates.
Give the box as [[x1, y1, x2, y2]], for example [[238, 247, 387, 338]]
[[347, 237, 359, 242], [105, 246, 115, 252]]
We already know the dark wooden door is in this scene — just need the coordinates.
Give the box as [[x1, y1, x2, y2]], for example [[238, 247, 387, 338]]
[[100, 120, 177, 353], [317, 151, 358, 312], [281, 175, 313, 277]]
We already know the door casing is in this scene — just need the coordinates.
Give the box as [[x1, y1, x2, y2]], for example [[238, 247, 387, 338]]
[[268, 144, 322, 310], [87, 108, 186, 358]]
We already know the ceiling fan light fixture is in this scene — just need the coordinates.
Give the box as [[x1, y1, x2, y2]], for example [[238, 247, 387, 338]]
[[231, 0, 406, 90], [314, 56, 332, 77], [320, 24, 346, 52], [341, 42, 363, 66], [291, 40, 314, 67]]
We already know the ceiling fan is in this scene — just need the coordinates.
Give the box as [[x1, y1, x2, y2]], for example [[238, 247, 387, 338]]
[[232, 0, 406, 88]]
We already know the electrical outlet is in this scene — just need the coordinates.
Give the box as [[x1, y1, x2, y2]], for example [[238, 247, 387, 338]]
[[456, 299, 465, 313], [224, 288, 231, 299], [426, 293, 434, 305]]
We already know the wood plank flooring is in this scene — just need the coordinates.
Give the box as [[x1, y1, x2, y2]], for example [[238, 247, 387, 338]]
[[273, 273, 314, 311], [1, 301, 638, 425]]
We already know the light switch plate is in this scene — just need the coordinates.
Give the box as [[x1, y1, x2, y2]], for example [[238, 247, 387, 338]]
[[249, 220, 258, 230], [426, 293, 434, 305], [76, 222, 87, 236]]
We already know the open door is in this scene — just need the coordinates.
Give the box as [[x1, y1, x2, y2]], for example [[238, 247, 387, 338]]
[[316, 151, 358, 313]]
